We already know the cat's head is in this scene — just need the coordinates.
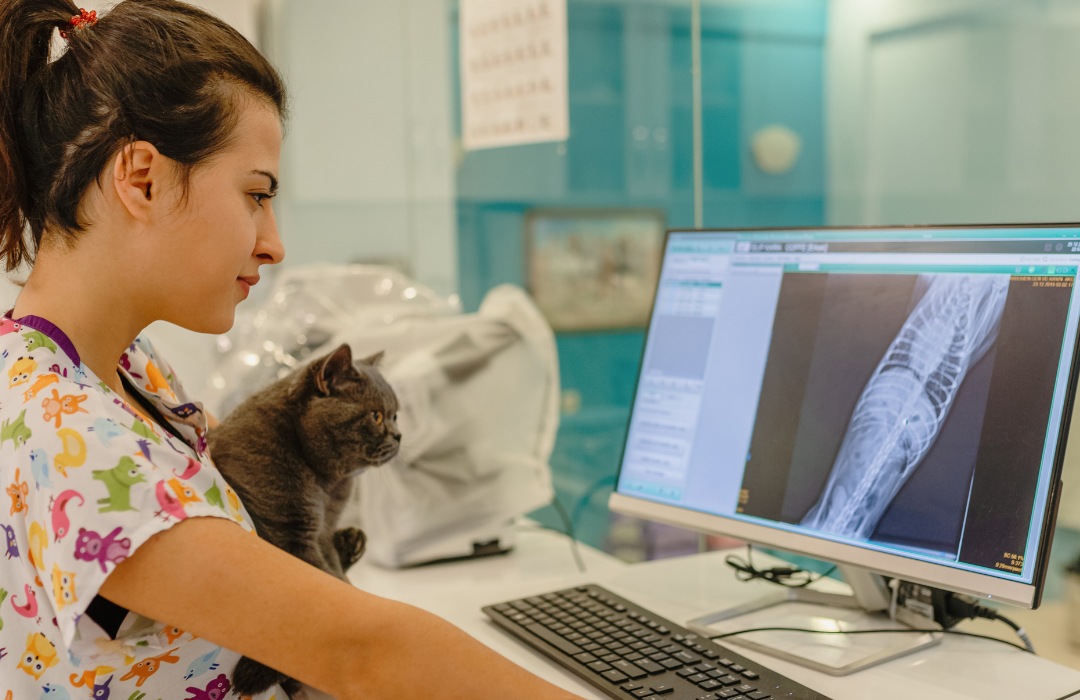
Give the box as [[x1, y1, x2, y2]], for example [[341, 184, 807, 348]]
[[297, 343, 401, 475]]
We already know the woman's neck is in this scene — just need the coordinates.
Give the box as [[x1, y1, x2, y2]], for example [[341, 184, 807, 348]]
[[13, 247, 147, 395]]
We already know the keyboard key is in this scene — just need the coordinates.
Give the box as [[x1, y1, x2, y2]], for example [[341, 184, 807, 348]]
[[620, 682, 644, 691], [601, 669, 628, 683], [634, 659, 666, 675], [742, 670, 759, 680], [523, 623, 582, 655], [631, 689, 653, 698], [611, 660, 648, 679], [649, 685, 675, 695], [572, 652, 597, 664], [735, 684, 756, 694], [747, 692, 771, 700], [587, 660, 612, 673], [698, 680, 722, 690]]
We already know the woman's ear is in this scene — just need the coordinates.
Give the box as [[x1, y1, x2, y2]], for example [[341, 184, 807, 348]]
[[111, 141, 163, 221]]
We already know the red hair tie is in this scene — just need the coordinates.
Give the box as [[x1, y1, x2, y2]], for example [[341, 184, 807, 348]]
[[59, 8, 97, 39]]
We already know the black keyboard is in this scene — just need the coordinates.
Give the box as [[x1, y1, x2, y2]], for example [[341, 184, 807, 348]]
[[483, 584, 831, 700]]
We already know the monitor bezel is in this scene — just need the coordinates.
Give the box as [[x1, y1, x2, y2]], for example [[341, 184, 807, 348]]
[[608, 222, 1080, 610]]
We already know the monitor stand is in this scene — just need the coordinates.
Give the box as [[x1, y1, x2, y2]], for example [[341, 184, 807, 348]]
[[685, 565, 943, 676]]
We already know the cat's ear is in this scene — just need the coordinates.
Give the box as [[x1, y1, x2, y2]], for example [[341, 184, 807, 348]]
[[314, 343, 354, 396], [360, 350, 385, 367]]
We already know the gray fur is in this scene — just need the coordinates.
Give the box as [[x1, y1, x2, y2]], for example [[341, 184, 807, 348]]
[[207, 342, 401, 695]]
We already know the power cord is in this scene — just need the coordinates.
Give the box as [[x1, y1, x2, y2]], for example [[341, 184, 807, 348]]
[[933, 589, 1035, 653], [721, 549, 1036, 654], [724, 544, 837, 588], [550, 495, 587, 574], [893, 581, 1036, 653]]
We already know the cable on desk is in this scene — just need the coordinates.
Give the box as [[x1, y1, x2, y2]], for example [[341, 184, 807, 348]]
[[518, 496, 587, 573], [725, 544, 837, 588], [992, 612, 1035, 653], [707, 625, 1035, 654], [935, 592, 1036, 653], [571, 474, 617, 533]]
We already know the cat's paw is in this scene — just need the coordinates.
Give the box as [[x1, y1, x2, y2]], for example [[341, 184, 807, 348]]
[[334, 526, 367, 569], [232, 655, 290, 697]]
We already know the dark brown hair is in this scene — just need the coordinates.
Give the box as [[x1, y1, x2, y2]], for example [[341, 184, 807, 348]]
[[0, 0, 288, 271]]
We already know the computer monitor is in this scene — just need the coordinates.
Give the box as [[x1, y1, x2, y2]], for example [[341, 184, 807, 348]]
[[608, 224, 1078, 640]]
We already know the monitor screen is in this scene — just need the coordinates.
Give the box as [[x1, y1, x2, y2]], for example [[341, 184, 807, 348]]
[[609, 224, 1080, 609]]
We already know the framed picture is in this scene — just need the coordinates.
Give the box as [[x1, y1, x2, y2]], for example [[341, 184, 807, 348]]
[[526, 209, 666, 331]]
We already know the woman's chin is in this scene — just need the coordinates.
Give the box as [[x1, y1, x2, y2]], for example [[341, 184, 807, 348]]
[[169, 310, 235, 336]]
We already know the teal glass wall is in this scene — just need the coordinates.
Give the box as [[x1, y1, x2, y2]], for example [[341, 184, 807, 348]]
[[452, 1, 829, 556]]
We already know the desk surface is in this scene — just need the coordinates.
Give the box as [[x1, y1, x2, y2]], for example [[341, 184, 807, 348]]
[[349, 528, 1080, 700]]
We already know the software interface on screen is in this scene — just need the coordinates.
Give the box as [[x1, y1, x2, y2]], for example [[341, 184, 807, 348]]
[[615, 226, 1080, 590]]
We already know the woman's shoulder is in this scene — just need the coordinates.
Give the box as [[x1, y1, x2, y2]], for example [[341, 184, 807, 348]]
[[0, 335, 181, 472]]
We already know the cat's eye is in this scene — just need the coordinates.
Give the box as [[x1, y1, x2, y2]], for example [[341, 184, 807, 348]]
[[372, 410, 383, 425]]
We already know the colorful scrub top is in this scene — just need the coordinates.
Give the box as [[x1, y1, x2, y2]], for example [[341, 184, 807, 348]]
[[0, 314, 285, 699]]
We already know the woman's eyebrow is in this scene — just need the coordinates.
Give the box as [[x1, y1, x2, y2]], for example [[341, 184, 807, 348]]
[[251, 169, 279, 194]]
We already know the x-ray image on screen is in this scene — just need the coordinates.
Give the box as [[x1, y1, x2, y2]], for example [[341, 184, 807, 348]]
[[799, 274, 1009, 540], [737, 268, 1071, 566]]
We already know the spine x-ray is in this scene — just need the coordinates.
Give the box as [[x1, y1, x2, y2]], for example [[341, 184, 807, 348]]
[[801, 274, 1010, 540]]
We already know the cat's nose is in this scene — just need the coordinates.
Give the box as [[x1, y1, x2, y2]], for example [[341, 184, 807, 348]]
[[391, 431, 401, 443]]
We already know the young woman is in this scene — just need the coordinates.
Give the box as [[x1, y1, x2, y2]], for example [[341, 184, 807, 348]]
[[0, 2, 585, 698]]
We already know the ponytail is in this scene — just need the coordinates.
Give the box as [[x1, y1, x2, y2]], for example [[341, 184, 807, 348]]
[[0, 0, 287, 273], [0, 0, 81, 271]]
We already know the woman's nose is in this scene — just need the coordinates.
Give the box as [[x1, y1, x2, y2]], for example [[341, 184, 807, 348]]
[[256, 206, 285, 264]]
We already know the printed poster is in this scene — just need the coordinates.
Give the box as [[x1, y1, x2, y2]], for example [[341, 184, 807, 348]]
[[460, 0, 569, 150]]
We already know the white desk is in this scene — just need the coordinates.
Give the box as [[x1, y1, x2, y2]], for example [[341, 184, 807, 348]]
[[348, 528, 1080, 699]]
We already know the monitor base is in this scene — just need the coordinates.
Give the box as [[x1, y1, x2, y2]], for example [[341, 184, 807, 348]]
[[686, 569, 943, 676]]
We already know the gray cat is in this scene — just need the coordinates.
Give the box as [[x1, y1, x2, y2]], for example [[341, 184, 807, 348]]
[[207, 342, 401, 696]]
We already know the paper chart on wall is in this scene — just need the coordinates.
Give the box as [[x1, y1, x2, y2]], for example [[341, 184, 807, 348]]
[[460, 0, 569, 151]]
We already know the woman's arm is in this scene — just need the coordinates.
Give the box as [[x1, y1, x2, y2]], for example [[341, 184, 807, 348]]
[[99, 516, 584, 699]]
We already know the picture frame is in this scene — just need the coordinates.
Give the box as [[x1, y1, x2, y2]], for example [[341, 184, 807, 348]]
[[526, 208, 666, 331]]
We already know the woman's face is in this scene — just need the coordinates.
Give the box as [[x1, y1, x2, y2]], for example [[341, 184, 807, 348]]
[[152, 99, 285, 335]]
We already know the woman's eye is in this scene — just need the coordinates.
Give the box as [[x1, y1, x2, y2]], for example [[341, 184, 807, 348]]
[[250, 192, 274, 207], [372, 411, 383, 424]]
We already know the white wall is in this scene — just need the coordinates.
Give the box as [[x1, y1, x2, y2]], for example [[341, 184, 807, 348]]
[[265, 0, 458, 296]]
